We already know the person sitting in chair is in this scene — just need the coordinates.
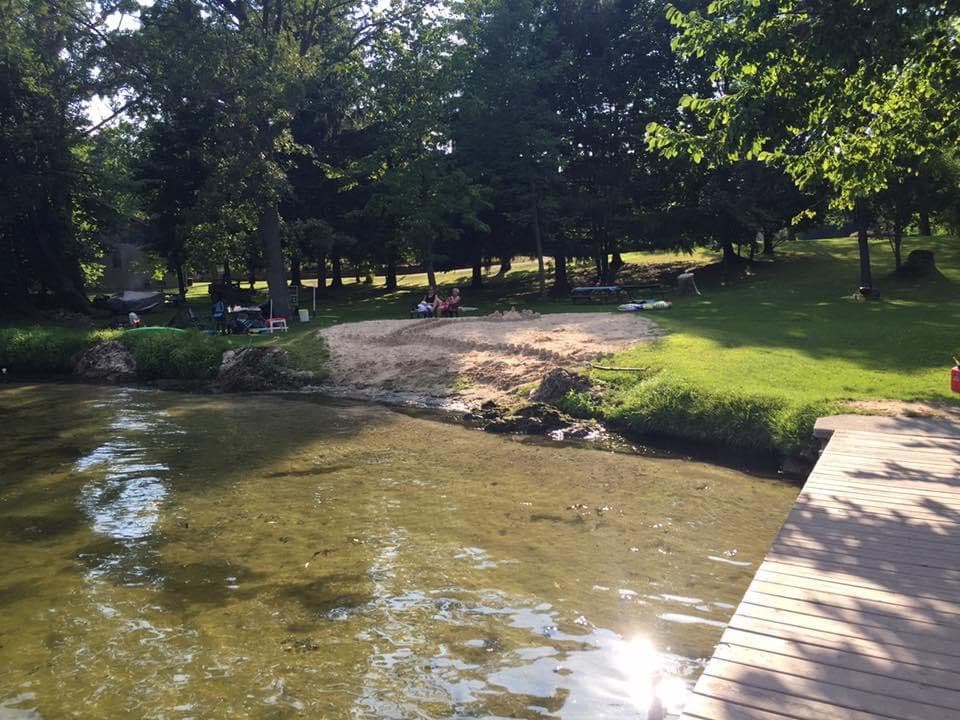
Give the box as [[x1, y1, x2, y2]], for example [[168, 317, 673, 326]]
[[415, 286, 442, 317], [438, 288, 461, 317]]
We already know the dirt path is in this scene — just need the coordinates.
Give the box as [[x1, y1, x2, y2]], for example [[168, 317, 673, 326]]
[[844, 399, 960, 419], [318, 311, 662, 406]]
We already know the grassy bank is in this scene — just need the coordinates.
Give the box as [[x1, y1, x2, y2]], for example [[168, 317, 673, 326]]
[[0, 327, 117, 375], [4, 237, 958, 458], [577, 236, 960, 455], [0, 325, 328, 382], [266, 235, 958, 457]]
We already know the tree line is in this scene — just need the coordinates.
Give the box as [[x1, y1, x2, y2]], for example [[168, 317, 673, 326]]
[[3, 0, 960, 317]]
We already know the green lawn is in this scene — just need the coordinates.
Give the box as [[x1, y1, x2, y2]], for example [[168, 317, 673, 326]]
[[4, 237, 957, 455], [572, 235, 960, 455], [600, 236, 960, 406], [169, 247, 708, 327]]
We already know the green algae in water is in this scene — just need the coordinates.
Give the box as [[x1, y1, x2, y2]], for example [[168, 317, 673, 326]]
[[0, 384, 797, 719]]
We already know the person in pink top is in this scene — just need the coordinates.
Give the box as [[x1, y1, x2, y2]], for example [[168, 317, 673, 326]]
[[438, 288, 461, 317]]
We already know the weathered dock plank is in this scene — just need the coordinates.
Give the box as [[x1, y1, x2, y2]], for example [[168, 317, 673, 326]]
[[680, 419, 960, 720]]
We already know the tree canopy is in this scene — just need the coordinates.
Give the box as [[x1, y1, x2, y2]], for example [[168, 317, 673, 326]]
[[3, 0, 960, 312], [647, 0, 960, 288]]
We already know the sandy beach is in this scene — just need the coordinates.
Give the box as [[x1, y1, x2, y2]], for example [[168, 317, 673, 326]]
[[318, 311, 662, 405]]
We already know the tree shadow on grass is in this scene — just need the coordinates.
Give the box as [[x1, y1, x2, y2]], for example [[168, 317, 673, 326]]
[[656, 250, 960, 376]]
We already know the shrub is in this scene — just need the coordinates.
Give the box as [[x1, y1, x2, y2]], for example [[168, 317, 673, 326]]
[[121, 332, 227, 380], [602, 372, 808, 455], [0, 327, 103, 374], [771, 400, 837, 456], [554, 389, 598, 419]]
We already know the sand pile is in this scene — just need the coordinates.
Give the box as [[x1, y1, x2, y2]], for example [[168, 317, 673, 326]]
[[318, 312, 662, 405]]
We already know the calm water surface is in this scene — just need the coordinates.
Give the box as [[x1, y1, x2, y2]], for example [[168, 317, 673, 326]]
[[0, 384, 797, 719]]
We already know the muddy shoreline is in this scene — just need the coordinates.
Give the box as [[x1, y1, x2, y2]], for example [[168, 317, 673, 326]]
[[5, 372, 793, 480], [6, 309, 808, 477]]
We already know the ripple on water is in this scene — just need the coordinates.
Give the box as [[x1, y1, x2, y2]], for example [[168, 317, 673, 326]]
[[0, 385, 799, 719]]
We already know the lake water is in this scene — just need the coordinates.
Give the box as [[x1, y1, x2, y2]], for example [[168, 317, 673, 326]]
[[0, 384, 797, 719]]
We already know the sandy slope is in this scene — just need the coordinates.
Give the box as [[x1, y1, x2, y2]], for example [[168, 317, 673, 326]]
[[317, 311, 662, 406]]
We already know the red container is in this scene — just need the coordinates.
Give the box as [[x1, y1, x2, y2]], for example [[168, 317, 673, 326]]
[[952, 366, 960, 393]]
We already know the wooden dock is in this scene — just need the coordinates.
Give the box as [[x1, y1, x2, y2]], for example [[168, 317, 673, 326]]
[[680, 415, 960, 720]]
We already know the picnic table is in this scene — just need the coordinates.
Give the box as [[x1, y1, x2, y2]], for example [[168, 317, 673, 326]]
[[620, 283, 669, 298], [570, 283, 668, 303], [226, 306, 266, 333], [569, 285, 628, 303]]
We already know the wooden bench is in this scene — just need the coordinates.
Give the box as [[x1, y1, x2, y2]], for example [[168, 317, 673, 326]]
[[620, 283, 669, 299], [570, 284, 668, 303], [570, 286, 630, 303]]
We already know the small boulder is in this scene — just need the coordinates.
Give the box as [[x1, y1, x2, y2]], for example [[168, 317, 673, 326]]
[[74, 341, 136, 383], [531, 368, 591, 405], [217, 347, 311, 392]]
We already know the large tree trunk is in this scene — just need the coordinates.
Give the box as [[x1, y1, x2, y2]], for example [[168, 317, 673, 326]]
[[892, 194, 904, 271], [28, 207, 90, 313], [175, 262, 187, 300], [471, 252, 483, 289], [290, 255, 302, 286], [222, 258, 232, 284], [316, 253, 327, 289], [42, 143, 88, 307], [854, 199, 874, 293], [497, 257, 512, 276], [721, 239, 739, 264], [385, 252, 398, 291], [425, 260, 437, 290], [762, 230, 775, 256], [891, 223, 903, 271], [610, 248, 624, 272], [919, 209, 932, 237], [259, 203, 290, 318], [531, 181, 546, 297], [331, 255, 343, 288], [551, 253, 569, 295], [592, 223, 611, 284]]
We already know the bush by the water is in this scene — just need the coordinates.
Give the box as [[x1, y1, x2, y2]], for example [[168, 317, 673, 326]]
[[121, 332, 227, 380], [600, 372, 833, 456], [554, 389, 599, 419], [0, 327, 111, 374]]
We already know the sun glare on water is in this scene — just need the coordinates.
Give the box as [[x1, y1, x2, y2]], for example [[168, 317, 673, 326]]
[[614, 636, 690, 719]]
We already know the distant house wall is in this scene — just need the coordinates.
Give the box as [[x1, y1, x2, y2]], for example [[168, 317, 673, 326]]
[[100, 243, 175, 292]]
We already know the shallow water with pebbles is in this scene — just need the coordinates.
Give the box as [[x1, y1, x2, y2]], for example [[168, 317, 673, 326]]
[[0, 384, 796, 719]]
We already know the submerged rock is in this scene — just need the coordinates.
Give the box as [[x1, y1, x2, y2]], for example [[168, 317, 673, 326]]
[[217, 347, 312, 392], [484, 403, 567, 434], [531, 368, 590, 405], [73, 341, 136, 382]]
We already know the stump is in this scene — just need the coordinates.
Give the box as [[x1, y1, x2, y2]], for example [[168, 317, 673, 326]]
[[899, 250, 937, 277], [676, 272, 701, 296]]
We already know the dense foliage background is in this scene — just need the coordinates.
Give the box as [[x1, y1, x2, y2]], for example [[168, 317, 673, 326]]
[[4, 0, 960, 316]]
